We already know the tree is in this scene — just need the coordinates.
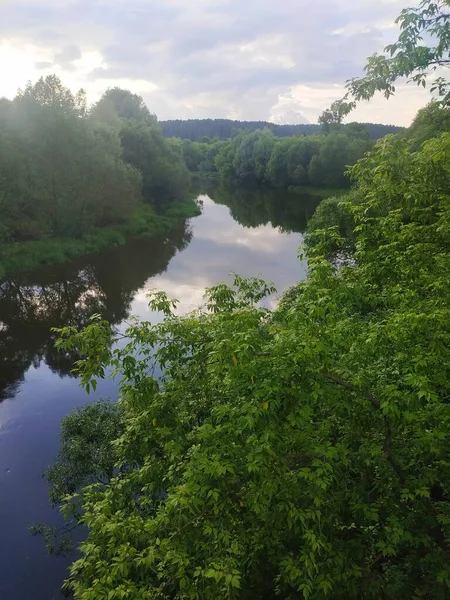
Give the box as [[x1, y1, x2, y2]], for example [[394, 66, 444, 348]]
[[118, 119, 190, 209], [48, 400, 123, 504], [30, 400, 124, 556], [53, 128, 450, 599], [91, 90, 191, 210], [159, 119, 401, 141], [0, 76, 142, 241], [93, 88, 156, 123], [318, 99, 355, 133], [18, 74, 86, 115], [312, 132, 372, 188], [341, 0, 450, 110], [405, 100, 450, 148]]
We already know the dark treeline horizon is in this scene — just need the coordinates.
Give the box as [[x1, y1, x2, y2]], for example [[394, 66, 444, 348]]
[[160, 118, 404, 141]]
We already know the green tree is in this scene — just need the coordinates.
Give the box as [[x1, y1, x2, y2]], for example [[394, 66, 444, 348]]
[[216, 127, 369, 190], [47, 400, 123, 505], [318, 99, 355, 133], [0, 76, 142, 241], [405, 101, 450, 148], [30, 400, 124, 556], [119, 120, 190, 209], [340, 0, 450, 110], [54, 129, 450, 599], [266, 139, 291, 187], [306, 132, 371, 189], [92, 90, 191, 209], [93, 87, 156, 123]]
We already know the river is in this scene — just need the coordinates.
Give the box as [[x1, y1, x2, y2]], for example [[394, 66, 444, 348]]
[[0, 187, 321, 600]]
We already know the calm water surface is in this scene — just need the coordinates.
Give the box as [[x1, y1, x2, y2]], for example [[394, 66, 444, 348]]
[[0, 189, 319, 600]]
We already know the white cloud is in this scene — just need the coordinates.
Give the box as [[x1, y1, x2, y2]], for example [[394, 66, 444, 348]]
[[0, 0, 429, 125]]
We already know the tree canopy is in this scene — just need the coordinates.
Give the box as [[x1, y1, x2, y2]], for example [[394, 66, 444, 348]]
[[53, 124, 450, 599], [184, 126, 373, 190], [0, 76, 191, 246], [29, 3, 450, 597], [328, 0, 450, 119]]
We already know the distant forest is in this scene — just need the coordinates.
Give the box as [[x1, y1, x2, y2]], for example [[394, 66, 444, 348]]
[[160, 119, 404, 141]]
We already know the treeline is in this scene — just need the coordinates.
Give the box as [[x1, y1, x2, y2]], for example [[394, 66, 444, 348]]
[[181, 124, 373, 189], [0, 76, 190, 245], [160, 118, 403, 141]]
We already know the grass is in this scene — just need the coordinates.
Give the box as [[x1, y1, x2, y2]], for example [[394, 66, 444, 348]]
[[0, 199, 201, 279]]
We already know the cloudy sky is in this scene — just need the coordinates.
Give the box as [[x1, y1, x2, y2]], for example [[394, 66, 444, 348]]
[[0, 0, 431, 126]]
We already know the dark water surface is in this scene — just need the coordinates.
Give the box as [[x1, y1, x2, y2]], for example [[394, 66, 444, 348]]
[[0, 189, 320, 600]]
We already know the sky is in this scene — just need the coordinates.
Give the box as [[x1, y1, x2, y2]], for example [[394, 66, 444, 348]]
[[0, 0, 432, 126]]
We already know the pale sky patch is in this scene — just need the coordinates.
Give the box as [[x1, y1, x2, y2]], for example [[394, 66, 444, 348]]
[[0, 0, 428, 125]]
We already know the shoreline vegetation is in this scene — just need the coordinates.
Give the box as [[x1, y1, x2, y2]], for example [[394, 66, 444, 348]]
[[0, 199, 200, 279], [0, 79, 193, 280], [0, 76, 384, 282], [0, 175, 344, 280]]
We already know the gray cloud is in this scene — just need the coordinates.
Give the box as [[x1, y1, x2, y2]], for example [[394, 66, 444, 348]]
[[34, 61, 53, 70], [53, 44, 81, 71], [0, 0, 420, 124]]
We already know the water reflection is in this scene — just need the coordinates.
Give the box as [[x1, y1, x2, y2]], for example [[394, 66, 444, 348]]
[[127, 191, 320, 317], [0, 223, 192, 401], [208, 184, 320, 232]]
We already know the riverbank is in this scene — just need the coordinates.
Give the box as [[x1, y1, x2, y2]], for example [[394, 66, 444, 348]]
[[0, 199, 201, 279]]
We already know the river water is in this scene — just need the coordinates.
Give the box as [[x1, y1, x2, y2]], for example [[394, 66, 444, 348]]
[[0, 188, 320, 600]]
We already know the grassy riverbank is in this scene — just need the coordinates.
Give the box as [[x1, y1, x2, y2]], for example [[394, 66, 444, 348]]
[[0, 200, 201, 279]]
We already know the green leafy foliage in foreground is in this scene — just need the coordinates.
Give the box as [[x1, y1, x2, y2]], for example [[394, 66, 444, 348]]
[[53, 127, 450, 599], [324, 0, 450, 123]]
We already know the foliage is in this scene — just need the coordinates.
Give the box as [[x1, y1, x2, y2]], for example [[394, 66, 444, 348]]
[[305, 193, 358, 260], [309, 100, 450, 261], [0, 200, 200, 278], [53, 128, 450, 599], [266, 137, 321, 188], [307, 129, 371, 188], [328, 0, 450, 118], [92, 88, 156, 124], [213, 128, 276, 185], [318, 100, 356, 132], [117, 120, 191, 209], [0, 76, 192, 253], [210, 126, 372, 190], [0, 76, 142, 243], [30, 400, 124, 556], [180, 139, 226, 174], [47, 399, 124, 505], [405, 101, 450, 149]]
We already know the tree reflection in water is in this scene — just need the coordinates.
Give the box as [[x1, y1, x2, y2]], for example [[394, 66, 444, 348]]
[[209, 184, 321, 233], [0, 223, 193, 401]]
